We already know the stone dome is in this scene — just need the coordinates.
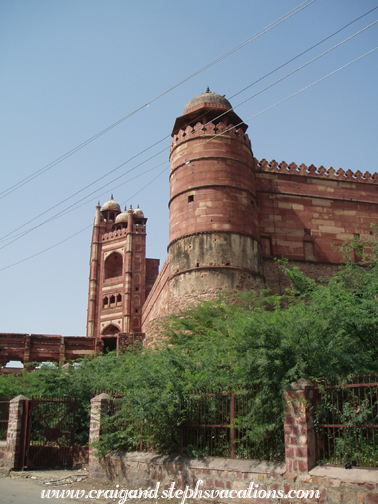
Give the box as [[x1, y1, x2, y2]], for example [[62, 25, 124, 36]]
[[134, 205, 144, 217], [184, 88, 232, 114], [115, 206, 128, 223], [102, 195, 121, 212]]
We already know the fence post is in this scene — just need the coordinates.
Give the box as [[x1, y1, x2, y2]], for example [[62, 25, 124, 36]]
[[284, 379, 316, 474], [88, 393, 110, 478], [4, 395, 30, 471], [230, 392, 235, 459]]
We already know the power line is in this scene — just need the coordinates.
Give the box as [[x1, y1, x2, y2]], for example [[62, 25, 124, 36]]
[[0, 159, 169, 250], [0, 168, 168, 273], [0, 225, 92, 273], [1, 8, 376, 246], [0, 0, 315, 200], [1, 16, 377, 250], [244, 47, 378, 123], [1, 45, 376, 272], [229, 5, 378, 101], [0, 143, 169, 244]]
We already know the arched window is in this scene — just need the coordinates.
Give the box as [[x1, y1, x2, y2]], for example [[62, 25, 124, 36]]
[[110, 295, 116, 305], [132, 317, 140, 330], [104, 252, 123, 279], [116, 294, 122, 304], [102, 324, 120, 336], [103, 296, 109, 308]]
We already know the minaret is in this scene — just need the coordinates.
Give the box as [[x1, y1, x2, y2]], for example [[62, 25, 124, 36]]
[[86, 202, 101, 338], [168, 89, 264, 306], [86, 196, 158, 350]]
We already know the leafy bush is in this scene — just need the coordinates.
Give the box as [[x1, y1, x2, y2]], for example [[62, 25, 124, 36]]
[[1, 237, 377, 455]]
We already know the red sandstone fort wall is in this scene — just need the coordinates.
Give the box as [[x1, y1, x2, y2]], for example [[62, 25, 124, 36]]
[[169, 122, 258, 241], [145, 258, 160, 299], [0, 333, 97, 367], [142, 257, 170, 341], [255, 159, 378, 265]]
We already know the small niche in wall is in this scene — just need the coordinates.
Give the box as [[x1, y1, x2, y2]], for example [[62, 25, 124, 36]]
[[304, 241, 315, 261], [261, 237, 272, 257], [188, 195, 194, 203], [353, 234, 363, 263]]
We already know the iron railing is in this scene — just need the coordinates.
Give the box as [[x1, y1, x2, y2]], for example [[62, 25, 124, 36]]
[[314, 374, 378, 468], [26, 396, 77, 469], [106, 388, 284, 461], [107, 399, 178, 452], [0, 398, 9, 440], [181, 388, 284, 460]]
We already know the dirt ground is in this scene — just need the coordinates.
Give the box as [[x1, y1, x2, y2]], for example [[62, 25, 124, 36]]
[[1, 467, 217, 504]]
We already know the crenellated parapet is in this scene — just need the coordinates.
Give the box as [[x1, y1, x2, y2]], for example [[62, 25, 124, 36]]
[[102, 224, 146, 242], [171, 121, 251, 152], [255, 158, 378, 184], [102, 228, 128, 241]]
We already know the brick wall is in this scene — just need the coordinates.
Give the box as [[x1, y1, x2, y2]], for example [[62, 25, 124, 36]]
[[0, 333, 96, 368], [142, 258, 170, 344], [3, 395, 29, 471], [255, 159, 378, 265], [89, 383, 378, 503], [92, 452, 378, 503]]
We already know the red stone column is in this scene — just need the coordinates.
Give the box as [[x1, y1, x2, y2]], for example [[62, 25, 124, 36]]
[[4, 395, 30, 471], [284, 378, 316, 474], [87, 203, 101, 338], [88, 393, 110, 478]]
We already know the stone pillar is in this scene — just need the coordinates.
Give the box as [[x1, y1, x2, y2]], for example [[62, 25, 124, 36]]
[[89, 393, 110, 478], [284, 378, 316, 474], [4, 395, 30, 471], [59, 336, 65, 363], [87, 203, 101, 338], [23, 335, 31, 364], [124, 208, 134, 333]]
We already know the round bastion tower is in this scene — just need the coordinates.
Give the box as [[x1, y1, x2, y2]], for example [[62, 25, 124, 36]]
[[168, 89, 264, 307]]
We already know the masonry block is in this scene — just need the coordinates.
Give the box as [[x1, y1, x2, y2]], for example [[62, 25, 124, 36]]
[[4, 395, 30, 471], [88, 393, 110, 476], [284, 379, 316, 474]]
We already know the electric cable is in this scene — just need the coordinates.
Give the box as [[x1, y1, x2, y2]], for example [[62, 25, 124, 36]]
[[1, 10, 376, 247], [1, 17, 377, 251], [0, 0, 315, 200], [229, 5, 378, 101], [0, 167, 168, 273], [0, 44, 376, 271], [0, 158, 169, 251]]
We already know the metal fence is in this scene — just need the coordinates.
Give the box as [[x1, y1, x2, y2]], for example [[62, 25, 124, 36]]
[[106, 387, 284, 461], [181, 388, 284, 460], [0, 398, 9, 440], [108, 398, 179, 453], [25, 396, 77, 469], [314, 374, 378, 468]]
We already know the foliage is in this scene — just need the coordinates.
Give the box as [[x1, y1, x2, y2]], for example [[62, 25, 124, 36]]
[[315, 378, 378, 467], [1, 238, 378, 455]]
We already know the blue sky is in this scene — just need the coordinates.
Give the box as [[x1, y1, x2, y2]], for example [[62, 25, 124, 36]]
[[0, 0, 377, 339]]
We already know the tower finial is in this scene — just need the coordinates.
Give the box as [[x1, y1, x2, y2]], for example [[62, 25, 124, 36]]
[[111, 194, 114, 200], [206, 87, 210, 93]]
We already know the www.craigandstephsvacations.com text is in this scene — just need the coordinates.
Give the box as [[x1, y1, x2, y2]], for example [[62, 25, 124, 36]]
[[40, 480, 320, 503]]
